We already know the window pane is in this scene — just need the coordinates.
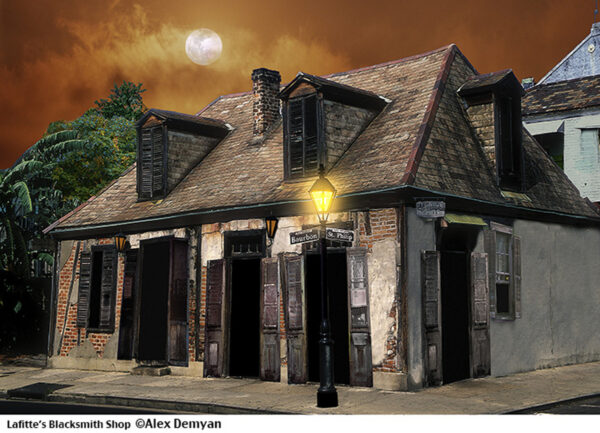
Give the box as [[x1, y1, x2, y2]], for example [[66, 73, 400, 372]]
[[496, 232, 510, 274]]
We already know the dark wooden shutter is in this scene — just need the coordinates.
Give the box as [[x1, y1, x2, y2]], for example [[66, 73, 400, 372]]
[[288, 99, 304, 177], [282, 253, 307, 383], [483, 230, 497, 318], [422, 250, 442, 386], [287, 95, 319, 177], [346, 247, 373, 387], [140, 128, 153, 199], [139, 126, 164, 199], [204, 259, 227, 377], [512, 236, 521, 319], [99, 247, 117, 331], [152, 127, 164, 196], [470, 252, 491, 377], [260, 257, 281, 381], [303, 95, 318, 175], [77, 251, 92, 328], [168, 239, 188, 365]]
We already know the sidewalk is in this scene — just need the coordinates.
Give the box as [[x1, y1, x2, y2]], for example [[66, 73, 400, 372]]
[[1, 360, 599, 414]]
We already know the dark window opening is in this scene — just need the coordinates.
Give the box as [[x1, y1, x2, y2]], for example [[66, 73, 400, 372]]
[[496, 96, 523, 190], [496, 283, 510, 314], [88, 250, 104, 329], [534, 132, 564, 169], [224, 231, 265, 258], [286, 95, 321, 178]]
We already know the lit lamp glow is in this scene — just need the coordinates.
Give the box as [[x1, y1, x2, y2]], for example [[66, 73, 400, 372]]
[[265, 216, 278, 240], [309, 168, 337, 224], [114, 233, 127, 253]]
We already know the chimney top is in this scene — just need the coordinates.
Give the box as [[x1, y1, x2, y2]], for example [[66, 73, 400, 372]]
[[252, 68, 281, 137], [521, 77, 535, 90]]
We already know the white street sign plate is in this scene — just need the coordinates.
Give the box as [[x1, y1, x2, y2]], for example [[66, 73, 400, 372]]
[[416, 200, 445, 218], [325, 227, 354, 243], [290, 228, 320, 245]]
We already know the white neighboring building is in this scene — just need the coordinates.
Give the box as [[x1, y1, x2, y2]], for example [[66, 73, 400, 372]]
[[523, 24, 600, 205]]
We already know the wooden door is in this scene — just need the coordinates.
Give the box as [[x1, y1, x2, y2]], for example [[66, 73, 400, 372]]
[[470, 252, 490, 377], [422, 250, 442, 386], [346, 247, 373, 387], [168, 239, 188, 366], [260, 257, 280, 381], [204, 259, 228, 377], [282, 253, 307, 383]]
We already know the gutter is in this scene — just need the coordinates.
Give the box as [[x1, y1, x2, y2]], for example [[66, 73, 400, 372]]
[[48, 185, 600, 240]]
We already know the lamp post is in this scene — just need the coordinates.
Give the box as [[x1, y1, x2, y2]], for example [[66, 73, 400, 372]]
[[309, 165, 338, 408]]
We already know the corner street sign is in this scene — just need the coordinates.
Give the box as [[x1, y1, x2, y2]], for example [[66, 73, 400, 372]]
[[416, 200, 445, 218], [290, 228, 320, 245], [326, 227, 354, 243]]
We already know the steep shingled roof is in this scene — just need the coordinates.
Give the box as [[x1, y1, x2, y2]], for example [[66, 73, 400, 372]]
[[522, 75, 600, 116], [48, 44, 599, 234]]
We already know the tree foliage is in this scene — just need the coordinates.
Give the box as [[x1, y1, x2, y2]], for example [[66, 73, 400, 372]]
[[95, 81, 146, 121]]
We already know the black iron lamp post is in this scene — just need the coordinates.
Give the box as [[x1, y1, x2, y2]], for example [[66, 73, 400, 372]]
[[309, 165, 338, 408]]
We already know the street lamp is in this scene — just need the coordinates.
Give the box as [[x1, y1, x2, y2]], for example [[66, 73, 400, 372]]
[[309, 165, 338, 408], [114, 233, 127, 253]]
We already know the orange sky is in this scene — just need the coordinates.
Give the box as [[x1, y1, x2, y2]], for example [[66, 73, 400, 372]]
[[0, 0, 595, 169]]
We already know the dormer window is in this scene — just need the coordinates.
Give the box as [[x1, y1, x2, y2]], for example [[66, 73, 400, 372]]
[[279, 72, 387, 180], [286, 94, 321, 178], [135, 109, 230, 201], [458, 70, 525, 192]]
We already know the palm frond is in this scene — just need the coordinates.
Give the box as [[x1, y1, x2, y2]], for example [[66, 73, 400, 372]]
[[11, 181, 32, 215], [44, 139, 88, 158]]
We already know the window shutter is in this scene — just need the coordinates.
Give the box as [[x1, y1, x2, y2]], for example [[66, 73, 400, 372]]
[[99, 247, 117, 331], [152, 127, 164, 196], [140, 128, 153, 199], [260, 257, 281, 381], [282, 253, 307, 384], [483, 230, 497, 318], [288, 99, 304, 177], [286, 95, 319, 178], [168, 239, 189, 365], [422, 250, 442, 386], [204, 259, 227, 377], [303, 96, 318, 175], [346, 247, 373, 387], [77, 251, 92, 328], [512, 236, 521, 319], [470, 252, 490, 377]]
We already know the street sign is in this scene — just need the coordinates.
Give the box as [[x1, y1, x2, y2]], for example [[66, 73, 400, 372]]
[[416, 200, 445, 218], [326, 227, 354, 243], [290, 228, 320, 245]]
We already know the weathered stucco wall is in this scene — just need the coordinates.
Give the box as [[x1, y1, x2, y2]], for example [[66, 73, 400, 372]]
[[490, 219, 600, 376], [405, 207, 436, 389]]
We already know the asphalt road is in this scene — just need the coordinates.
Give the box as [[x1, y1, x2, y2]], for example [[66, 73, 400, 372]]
[[511, 395, 600, 414], [0, 399, 177, 414]]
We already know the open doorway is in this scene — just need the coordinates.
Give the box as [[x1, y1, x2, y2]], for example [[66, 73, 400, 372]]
[[138, 241, 170, 364], [305, 251, 350, 385], [439, 226, 479, 384], [229, 257, 261, 377]]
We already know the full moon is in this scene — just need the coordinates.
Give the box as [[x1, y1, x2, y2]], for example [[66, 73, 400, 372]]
[[185, 29, 222, 65]]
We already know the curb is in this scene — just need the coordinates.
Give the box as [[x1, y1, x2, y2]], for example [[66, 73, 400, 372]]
[[505, 392, 600, 414], [47, 393, 296, 415]]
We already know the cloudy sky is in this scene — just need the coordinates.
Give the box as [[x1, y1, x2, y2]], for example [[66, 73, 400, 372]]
[[0, 0, 595, 168]]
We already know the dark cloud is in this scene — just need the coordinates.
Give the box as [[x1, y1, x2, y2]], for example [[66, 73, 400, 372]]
[[0, 0, 595, 168]]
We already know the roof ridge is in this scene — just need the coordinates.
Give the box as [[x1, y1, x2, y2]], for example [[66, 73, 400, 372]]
[[401, 45, 457, 185]]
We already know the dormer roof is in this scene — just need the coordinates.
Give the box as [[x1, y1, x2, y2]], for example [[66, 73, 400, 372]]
[[279, 72, 389, 110], [457, 69, 524, 97], [137, 108, 231, 138]]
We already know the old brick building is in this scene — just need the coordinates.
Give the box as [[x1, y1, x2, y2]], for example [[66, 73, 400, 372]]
[[45, 44, 600, 390]]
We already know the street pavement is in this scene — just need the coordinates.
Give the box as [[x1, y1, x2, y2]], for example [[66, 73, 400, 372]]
[[0, 360, 599, 414]]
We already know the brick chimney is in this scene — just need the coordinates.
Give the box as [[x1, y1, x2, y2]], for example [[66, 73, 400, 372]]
[[251, 68, 281, 136]]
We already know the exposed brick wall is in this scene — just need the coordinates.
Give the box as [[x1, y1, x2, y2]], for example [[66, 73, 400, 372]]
[[197, 265, 207, 361], [358, 208, 398, 250], [56, 238, 124, 358]]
